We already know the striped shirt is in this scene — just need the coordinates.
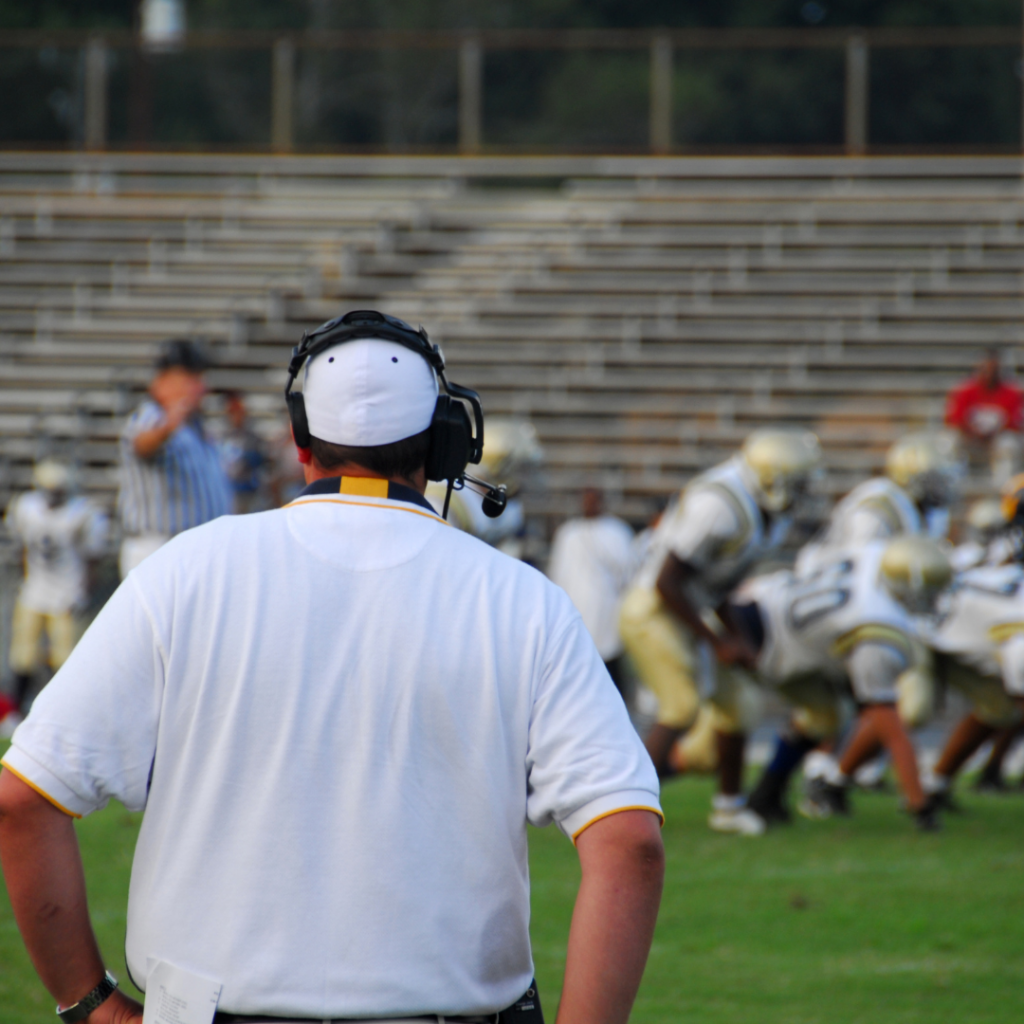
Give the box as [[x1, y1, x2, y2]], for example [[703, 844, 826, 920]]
[[118, 399, 232, 536]]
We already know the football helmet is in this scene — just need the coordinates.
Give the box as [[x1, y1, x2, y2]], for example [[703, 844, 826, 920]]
[[965, 496, 1008, 542], [879, 536, 953, 615], [32, 458, 72, 493], [885, 431, 962, 509], [740, 427, 822, 513], [478, 417, 543, 495], [1000, 472, 1024, 527]]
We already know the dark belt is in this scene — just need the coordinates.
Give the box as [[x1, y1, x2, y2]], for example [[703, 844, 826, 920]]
[[215, 1015, 496, 1023]]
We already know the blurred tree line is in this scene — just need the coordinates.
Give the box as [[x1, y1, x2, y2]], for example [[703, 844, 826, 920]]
[[1, 1, 1022, 151]]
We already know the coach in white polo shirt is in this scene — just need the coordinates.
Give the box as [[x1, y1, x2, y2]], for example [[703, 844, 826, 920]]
[[0, 310, 663, 1024]]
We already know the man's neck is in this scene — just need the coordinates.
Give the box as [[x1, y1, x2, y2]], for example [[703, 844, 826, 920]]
[[302, 461, 427, 495]]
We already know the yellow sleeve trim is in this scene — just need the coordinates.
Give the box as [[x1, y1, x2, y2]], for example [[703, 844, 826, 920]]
[[0, 761, 82, 819], [831, 623, 913, 661], [340, 476, 389, 498], [989, 622, 1024, 644], [571, 805, 665, 844]]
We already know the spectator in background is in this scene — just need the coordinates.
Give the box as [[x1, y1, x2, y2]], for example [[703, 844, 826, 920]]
[[118, 339, 232, 576], [945, 349, 1024, 484], [220, 390, 269, 513], [548, 486, 636, 698], [4, 459, 107, 725]]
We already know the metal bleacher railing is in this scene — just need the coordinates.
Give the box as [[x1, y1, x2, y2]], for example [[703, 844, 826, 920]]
[[2, 25, 1024, 155]]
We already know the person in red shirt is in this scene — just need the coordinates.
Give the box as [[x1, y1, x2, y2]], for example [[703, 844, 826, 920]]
[[945, 350, 1023, 483]]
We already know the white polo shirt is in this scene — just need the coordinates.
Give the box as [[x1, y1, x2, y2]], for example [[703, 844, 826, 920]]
[[3, 476, 660, 1020]]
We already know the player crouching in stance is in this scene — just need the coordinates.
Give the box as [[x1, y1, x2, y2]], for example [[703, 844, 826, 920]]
[[791, 537, 950, 831], [619, 427, 821, 835], [738, 538, 943, 831]]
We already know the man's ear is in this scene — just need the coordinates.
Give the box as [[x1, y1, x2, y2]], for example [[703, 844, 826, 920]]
[[290, 422, 313, 464]]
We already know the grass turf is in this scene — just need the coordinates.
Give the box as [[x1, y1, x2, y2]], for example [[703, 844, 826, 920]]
[[1, 757, 1023, 1023]]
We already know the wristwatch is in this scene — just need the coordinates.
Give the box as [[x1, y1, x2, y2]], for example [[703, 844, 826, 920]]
[[56, 971, 119, 1024]]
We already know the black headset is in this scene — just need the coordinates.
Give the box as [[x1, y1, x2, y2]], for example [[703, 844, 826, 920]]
[[285, 309, 506, 519]]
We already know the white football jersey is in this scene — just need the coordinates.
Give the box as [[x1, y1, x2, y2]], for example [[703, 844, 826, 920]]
[[796, 477, 921, 575], [931, 563, 1024, 695], [737, 542, 919, 692], [634, 457, 785, 609], [5, 491, 108, 613]]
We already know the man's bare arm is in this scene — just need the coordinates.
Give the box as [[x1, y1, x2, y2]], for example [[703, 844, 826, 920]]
[[556, 809, 664, 1024], [656, 553, 755, 667], [0, 769, 142, 1024]]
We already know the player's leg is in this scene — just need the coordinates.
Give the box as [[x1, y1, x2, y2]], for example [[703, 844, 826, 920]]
[[974, 718, 1024, 791], [672, 704, 718, 775], [619, 588, 700, 777], [8, 602, 44, 711], [926, 659, 1020, 802], [748, 675, 840, 824], [45, 613, 76, 670], [707, 668, 766, 835]]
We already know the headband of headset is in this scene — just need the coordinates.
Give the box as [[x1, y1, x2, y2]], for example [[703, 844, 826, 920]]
[[284, 309, 484, 479]]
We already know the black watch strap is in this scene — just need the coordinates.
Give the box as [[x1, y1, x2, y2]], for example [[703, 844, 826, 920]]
[[56, 971, 118, 1024]]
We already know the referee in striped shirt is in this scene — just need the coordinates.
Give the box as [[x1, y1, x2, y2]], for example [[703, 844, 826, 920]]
[[118, 339, 233, 577]]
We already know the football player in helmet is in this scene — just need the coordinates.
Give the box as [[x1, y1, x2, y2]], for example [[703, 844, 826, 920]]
[[797, 430, 961, 575], [734, 537, 941, 831], [923, 534, 1024, 804], [426, 417, 543, 557], [4, 459, 108, 718], [619, 427, 821, 835], [794, 537, 950, 829]]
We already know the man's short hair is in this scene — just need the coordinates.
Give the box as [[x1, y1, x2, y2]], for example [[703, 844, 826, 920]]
[[309, 428, 431, 481], [156, 338, 210, 373]]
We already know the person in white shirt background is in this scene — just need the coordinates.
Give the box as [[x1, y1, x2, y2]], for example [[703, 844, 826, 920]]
[[548, 486, 636, 699], [0, 309, 663, 1024]]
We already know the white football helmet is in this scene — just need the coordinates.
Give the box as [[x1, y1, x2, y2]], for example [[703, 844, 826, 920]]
[[885, 430, 962, 509], [479, 417, 543, 495], [879, 535, 953, 615], [741, 427, 822, 513], [32, 458, 73, 493]]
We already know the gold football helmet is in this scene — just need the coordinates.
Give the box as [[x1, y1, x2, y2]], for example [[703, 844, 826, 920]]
[[966, 496, 1008, 541], [741, 427, 822, 512], [879, 536, 953, 615], [32, 458, 72, 493], [885, 430, 962, 508], [479, 417, 543, 495], [1000, 472, 1024, 526]]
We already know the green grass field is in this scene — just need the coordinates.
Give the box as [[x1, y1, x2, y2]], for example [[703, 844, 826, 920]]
[[2, 757, 1023, 1023]]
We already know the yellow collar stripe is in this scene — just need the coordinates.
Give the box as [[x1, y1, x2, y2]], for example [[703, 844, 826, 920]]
[[339, 477, 389, 498]]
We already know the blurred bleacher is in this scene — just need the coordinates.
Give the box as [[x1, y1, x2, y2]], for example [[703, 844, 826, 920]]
[[1, 151, 1021, 530]]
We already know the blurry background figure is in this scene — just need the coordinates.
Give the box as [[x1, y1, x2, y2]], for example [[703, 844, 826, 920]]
[[548, 486, 636, 699], [3, 459, 107, 729], [219, 390, 270, 514], [427, 416, 544, 559], [945, 349, 1023, 486], [267, 419, 308, 508], [118, 339, 232, 576]]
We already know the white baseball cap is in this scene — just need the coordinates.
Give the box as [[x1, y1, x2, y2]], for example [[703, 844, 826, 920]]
[[303, 338, 438, 447]]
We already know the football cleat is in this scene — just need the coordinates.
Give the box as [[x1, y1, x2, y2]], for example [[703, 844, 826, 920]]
[[799, 778, 850, 820], [708, 806, 767, 836]]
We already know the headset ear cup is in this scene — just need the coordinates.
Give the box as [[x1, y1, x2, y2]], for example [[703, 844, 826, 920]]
[[287, 391, 311, 449], [426, 396, 472, 482]]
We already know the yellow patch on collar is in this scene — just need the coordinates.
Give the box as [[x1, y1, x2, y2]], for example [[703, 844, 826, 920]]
[[339, 477, 389, 498]]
